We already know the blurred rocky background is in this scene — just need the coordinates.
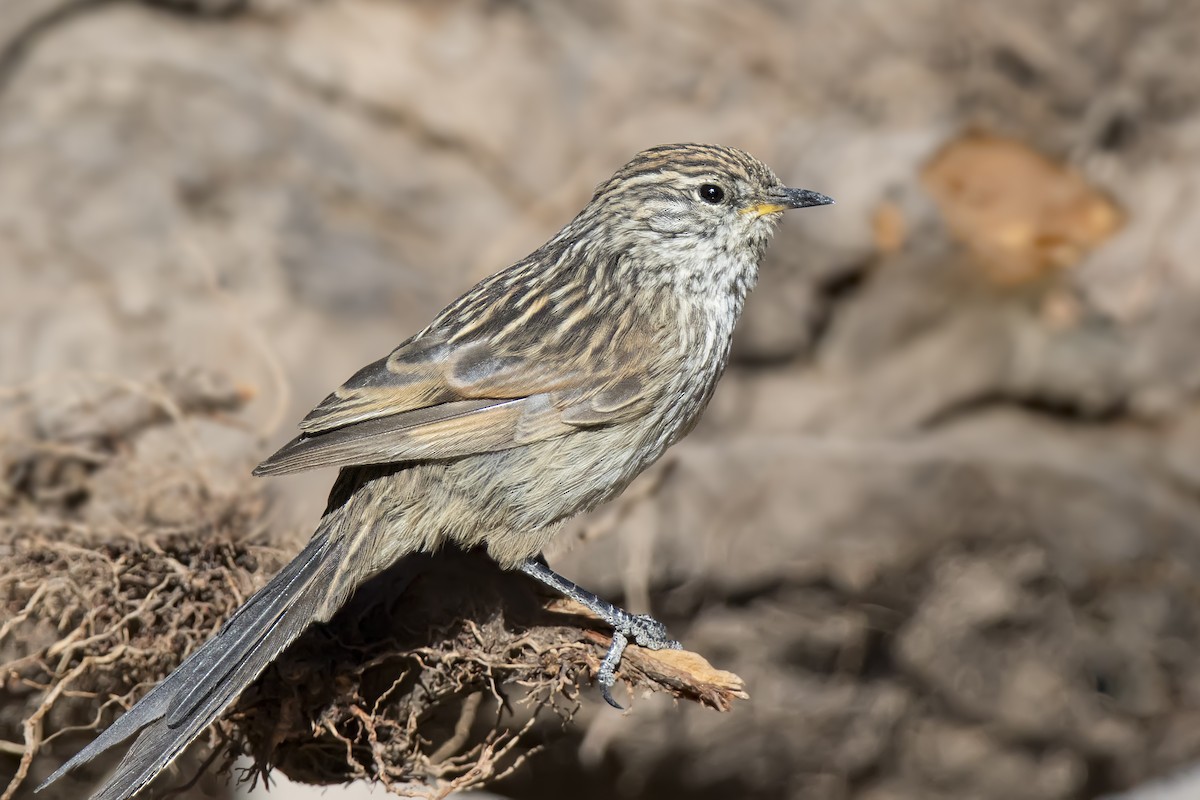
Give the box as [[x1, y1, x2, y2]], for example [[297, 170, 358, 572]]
[[4, 1, 1200, 799]]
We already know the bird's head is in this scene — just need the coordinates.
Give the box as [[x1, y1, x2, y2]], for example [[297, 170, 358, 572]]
[[583, 143, 832, 260]]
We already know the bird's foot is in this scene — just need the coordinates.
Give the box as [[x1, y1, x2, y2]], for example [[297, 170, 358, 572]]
[[517, 557, 681, 710], [596, 612, 682, 709], [619, 610, 681, 651]]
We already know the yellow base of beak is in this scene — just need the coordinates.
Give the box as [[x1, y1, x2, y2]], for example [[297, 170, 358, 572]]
[[740, 202, 790, 217]]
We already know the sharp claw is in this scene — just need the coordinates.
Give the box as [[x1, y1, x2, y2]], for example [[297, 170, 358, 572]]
[[597, 631, 628, 710]]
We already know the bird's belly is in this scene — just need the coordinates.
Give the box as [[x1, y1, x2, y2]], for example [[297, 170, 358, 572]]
[[434, 423, 662, 566]]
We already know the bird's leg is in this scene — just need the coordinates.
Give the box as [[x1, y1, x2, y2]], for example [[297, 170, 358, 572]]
[[518, 558, 681, 709]]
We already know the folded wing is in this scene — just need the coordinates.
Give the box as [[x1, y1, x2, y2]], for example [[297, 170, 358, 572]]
[[254, 325, 660, 476]]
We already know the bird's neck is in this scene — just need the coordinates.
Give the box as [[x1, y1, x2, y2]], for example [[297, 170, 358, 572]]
[[541, 218, 764, 350]]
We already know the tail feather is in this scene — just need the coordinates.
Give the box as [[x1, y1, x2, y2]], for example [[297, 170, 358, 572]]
[[167, 536, 335, 727], [37, 529, 347, 800]]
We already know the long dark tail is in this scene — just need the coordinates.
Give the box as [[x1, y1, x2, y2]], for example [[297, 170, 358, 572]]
[[38, 528, 350, 800]]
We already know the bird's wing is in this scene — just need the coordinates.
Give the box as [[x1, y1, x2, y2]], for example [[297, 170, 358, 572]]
[[253, 323, 662, 476]]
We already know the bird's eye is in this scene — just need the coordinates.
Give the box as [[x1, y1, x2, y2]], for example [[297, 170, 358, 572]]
[[698, 184, 725, 204]]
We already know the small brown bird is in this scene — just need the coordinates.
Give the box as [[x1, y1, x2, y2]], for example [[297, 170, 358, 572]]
[[39, 143, 831, 800]]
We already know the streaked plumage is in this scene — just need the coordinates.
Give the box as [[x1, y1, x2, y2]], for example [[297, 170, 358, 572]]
[[39, 143, 832, 800]]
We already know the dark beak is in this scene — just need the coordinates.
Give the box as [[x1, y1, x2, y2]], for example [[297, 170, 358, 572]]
[[777, 187, 835, 209], [742, 187, 834, 217]]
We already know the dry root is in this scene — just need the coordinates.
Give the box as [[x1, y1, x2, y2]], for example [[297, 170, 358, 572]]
[[0, 374, 743, 799]]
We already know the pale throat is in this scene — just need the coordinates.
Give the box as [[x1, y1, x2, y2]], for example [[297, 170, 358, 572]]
[[673, 232, 763, 310], [666, 242, 761, 381]]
